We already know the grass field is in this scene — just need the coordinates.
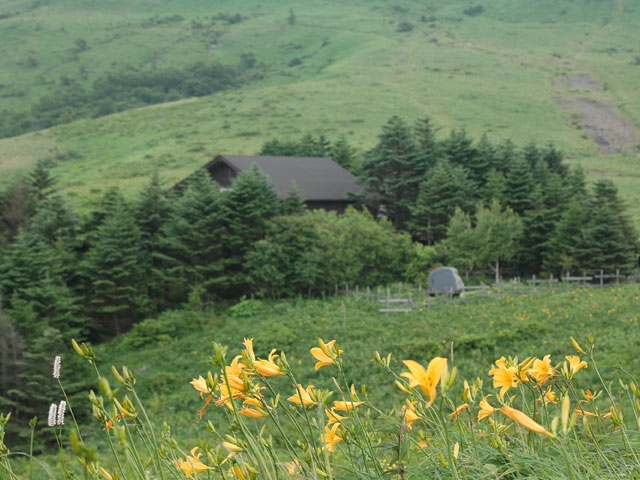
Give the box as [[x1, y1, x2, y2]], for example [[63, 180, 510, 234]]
[[81, 282, 640, 442], [0, 0, 639, 221], [4, 283, 640, 477]]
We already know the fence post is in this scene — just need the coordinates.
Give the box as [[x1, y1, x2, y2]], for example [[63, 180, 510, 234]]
[[550, 273, 554, 289], [616, 269, 620, 285], [600, 269, 604, 288]]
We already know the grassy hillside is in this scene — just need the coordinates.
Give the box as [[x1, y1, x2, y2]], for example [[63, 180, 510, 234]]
[[79, 283, 640, 445], [0, 0, 639, 219]]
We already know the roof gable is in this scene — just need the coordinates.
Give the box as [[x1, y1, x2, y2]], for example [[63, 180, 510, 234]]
[[207, 155, 363, 201]]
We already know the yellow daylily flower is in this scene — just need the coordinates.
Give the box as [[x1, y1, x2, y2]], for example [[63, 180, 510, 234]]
[[537, 386, 558, 405], [254, 349, 283, 377], [190, 376, 209, 399], [478, 395, 497, 421], [310, 339, 343, 370], [232, 463, 257, 480], [562, 355, 588, 380], [325, 408, 347, 426], [402, 400, 420, 429], [488, 357, 519, 400], [332, 400, 364, 411], [500, 404, 556, 438], [529, 355, 555, 385], [175, 447, 214, 477], [243, 338, 256, 363], [449, 403, 470, 421], [288, 384, 317, 407], [400, 357, 448, 407], [323, 422, 343, 452]]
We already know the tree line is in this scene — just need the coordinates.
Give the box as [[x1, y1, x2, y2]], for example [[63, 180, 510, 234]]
[[0, 59, 256, 139], [0, 114, 638, 444]]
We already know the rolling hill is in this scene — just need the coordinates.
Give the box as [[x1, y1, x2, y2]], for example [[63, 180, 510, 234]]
[[1, 0, 639, 220]]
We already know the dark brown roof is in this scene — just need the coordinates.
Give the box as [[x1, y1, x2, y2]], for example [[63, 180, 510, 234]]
[[207, 155, 364, 201]]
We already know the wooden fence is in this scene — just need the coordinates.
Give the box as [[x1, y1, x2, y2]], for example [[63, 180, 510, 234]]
[[337, 269, 640, 313]]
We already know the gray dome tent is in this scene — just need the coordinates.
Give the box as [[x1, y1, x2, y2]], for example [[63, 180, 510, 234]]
[[428, 267, 465, 296]]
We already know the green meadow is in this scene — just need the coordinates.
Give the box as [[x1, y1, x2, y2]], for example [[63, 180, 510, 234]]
[[6, 283, 640, 478], [0, 0, 639, 220]]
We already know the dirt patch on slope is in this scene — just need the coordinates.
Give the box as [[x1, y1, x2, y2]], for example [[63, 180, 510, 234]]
[[555, 71, 639, 155], [560, 97, 639, 155]]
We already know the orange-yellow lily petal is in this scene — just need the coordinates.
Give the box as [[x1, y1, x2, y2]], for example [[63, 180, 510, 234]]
[[489, 357, 519, 400], [400, 357, 448, 407], [402, 400, 420, 429], [310, 339, 342, 370], [529, 355, 555, 385], [254, 349, 283, 377], [500, 404, 555, 438], [564, 355, 588, 379], [449, 403, 469, 420], [323, 422, 343, 452], [288, 384, 317, 407], [190, 376, 209, 399], [175, 447, 213, 477], [325, 408, 347, 426], [332, 400, 364, 411], [478, 395, 497, 421]]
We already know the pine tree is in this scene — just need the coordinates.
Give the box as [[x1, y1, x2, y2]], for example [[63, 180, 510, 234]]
[[281, 182, 307, 216], [482, 168, 508, 206], [409, 160, 476, 245], [414, 116, 441, 173], [578, 180, 638, 273], [135, 173, 173, 310], [220, 164, 280, 295], [359, 116, 422, 230], [543, 197, 589, 275], [442, 129, 477, 169], [0, 177, 34, 243], [161, 169, 226, 301], [330, 135, 358, 171], [504, 156, 534, 215], [82, 198, 149, 337], [26, 159, 56, 202]]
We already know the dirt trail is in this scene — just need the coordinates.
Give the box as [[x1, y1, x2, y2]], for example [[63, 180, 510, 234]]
[[555, 69, 639, 155]]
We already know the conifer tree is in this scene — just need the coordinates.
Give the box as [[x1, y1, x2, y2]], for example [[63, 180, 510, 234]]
[[220, 164, 280, 295], [281, 182, 307, 216], [360, 116, 422, 230], [578, 180, 638, 273], [542, 197, 589, 275], [409, 160, 477, 245], [0, 177, 34, 243], [414, 116, 441, 173], [26, 159, 56, 202], [330, 135, 358, 171], [82, 197, 149, 337], [135, 172, 173, 310], [442, 129, 477, 169], [504, 156, 535, 215], [161, 169, 226, 301]]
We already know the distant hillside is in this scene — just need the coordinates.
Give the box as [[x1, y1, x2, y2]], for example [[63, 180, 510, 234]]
[[0, 0, 639, 221]]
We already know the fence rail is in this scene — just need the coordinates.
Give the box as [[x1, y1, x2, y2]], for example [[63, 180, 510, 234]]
[[337, 269, 639, 313]]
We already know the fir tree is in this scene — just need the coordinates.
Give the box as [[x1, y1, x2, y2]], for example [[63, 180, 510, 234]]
[[26, 159, 57, 202], [220, 164, 280, 295], [360, 116, 422, 230], [409, 160, 476, 245], [82, 198, 149, 337], [504, 156, 535, 215], [161, 169, 226, 301]]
